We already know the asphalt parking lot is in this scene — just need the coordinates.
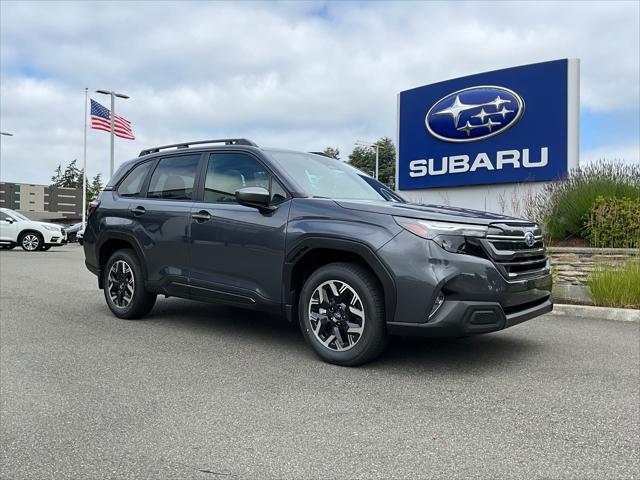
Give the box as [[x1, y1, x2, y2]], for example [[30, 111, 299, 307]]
[[1, 246, 638, 479]]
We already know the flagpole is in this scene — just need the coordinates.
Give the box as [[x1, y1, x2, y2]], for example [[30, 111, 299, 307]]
[[109, 92, 115, 177], [82, 87, 88, 229]]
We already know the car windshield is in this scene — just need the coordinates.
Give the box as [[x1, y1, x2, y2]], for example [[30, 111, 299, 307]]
[[266, 150, 404, 202]]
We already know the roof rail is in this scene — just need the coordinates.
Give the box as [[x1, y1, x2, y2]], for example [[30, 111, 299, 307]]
[[139, 138, 258, 157]]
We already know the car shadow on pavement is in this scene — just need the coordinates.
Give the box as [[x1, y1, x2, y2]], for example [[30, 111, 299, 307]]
[[134, 297, 543, 373]]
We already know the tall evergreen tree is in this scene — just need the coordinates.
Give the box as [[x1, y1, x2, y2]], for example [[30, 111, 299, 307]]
[[51, 164, 63, 186], [347, 137, 396, 188], [88, 174, 104, 202], [76, 168, 85, 190], [61, 159, 81, 188]]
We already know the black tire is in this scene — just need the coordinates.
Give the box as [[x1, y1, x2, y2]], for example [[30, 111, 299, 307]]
[[19, 232, 43, 252], [103, 249, 156, 319], [298, 262, 387, 366]]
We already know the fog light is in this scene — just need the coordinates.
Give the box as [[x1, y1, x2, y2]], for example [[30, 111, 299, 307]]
[[429, 292, 445, 319]]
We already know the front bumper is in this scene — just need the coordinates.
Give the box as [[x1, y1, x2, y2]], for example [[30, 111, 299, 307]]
[[387, 296, 553, 337], [44, 230, 67, 247], [377, 230, 553, 336]]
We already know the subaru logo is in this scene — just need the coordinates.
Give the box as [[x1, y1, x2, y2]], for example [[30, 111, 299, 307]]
[[425, 86, 525, 143], [524, 231, 535, 247]]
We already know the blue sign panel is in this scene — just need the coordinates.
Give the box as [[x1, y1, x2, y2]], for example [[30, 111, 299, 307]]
[[398, 59, 573, 190]]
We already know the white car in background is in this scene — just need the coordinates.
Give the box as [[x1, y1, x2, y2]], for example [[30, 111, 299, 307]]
[[0, 208, 67, 251], [76, 228, 85, 246]]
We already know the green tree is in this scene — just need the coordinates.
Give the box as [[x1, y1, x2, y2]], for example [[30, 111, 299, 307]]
[[61, 159, 80, 188], [322, 147, 340, 160], [51, 164, 63, 186], [75, 168, 85, 190], [347, 137, 396, 188], [88, 173, 104, 202]]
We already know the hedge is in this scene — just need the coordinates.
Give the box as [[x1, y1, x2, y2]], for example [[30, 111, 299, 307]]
[[586, 196, 640, 248]]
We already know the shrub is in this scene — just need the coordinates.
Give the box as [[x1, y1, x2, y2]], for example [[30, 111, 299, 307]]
[[587, 196, 640, 248], [540, 160, 640, 242], [588, 261, 640, 309]]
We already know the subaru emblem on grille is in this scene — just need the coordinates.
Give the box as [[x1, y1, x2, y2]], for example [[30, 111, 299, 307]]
[[524, 231, 535, 247]]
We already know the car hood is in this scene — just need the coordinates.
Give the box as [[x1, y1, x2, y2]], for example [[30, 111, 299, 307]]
[[38, 222, 63, 230], [334, 199, 531, 226]]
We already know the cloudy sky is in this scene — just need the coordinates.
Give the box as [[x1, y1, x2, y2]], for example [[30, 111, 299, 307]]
[[1, 0, 638, 185]]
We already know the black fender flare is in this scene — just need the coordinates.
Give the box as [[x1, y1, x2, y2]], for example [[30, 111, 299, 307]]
[[95, 231, 148, 288], [283, 236, 397, 324]]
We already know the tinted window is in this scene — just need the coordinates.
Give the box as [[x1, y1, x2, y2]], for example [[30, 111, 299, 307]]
[[117, 161, 153, 197], [204, 153, 273, 203], [271, 181, 287, 205], [147, 155, 200, 200]]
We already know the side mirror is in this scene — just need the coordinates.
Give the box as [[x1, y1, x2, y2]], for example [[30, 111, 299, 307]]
[[235, 187, 274, 211], [2, 217, 14, 224]]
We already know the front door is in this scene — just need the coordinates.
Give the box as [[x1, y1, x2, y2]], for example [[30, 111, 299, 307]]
[[0, 213, 19, 244], [189, 152, 291, 306]]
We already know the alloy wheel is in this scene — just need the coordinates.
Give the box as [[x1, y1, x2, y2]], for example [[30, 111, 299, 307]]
[[22, 234, 40, 251], [308, 280, 365, 351], [107, 260, 135, 308]]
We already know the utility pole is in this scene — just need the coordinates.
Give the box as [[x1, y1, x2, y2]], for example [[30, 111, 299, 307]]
[[355, 140, 380, 180], [95, 89, 129, 177]]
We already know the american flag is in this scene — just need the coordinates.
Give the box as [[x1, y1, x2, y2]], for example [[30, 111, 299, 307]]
[[90, 99, 135, 140]]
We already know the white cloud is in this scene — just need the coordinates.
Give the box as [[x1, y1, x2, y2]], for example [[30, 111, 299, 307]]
[[581, 143, 640, 165], [0, 0, 638, 184]]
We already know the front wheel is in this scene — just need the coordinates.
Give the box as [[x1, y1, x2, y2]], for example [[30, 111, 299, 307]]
[[20, 232, 43, 252], [298, 262, 387, 366], [103, 249, 156, 319]]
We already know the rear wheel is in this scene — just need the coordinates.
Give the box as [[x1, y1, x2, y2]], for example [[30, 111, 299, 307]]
[[299, 262, 387, 366], [103, 249, 156, 319], [20, 232, 42, 252]]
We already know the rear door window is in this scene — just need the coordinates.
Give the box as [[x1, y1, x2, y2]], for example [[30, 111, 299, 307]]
[[147, 155, 200, 200]]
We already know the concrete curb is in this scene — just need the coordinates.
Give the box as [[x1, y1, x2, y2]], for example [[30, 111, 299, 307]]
[[551, 304, 640, 323]]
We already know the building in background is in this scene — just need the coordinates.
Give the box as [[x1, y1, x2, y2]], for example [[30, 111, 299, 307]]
[[0, 181, 82, 222]]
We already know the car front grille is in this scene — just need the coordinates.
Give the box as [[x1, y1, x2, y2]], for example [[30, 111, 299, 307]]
[[478, 222, 550, 281]]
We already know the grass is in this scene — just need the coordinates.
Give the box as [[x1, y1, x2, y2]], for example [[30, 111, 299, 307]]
[[588, 261, 640, 309]]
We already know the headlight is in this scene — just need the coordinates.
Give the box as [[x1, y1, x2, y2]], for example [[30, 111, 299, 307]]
[[394, 217, 487, 253], [43, 225, 60, 232]]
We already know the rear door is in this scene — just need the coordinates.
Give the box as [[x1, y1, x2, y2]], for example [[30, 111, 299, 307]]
[[125, 153, 202, 294], [189, 151, 291, 306]]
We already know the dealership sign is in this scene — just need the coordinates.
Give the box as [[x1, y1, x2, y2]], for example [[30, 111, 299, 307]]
[[397, 59, 579, 190]]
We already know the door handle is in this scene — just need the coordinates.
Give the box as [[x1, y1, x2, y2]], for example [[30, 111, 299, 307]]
[[192, 210, 212, 222], [130, 206, 146, 216]]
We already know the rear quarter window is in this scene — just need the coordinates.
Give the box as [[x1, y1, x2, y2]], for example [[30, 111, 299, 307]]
[[117, 161, 153, 197]]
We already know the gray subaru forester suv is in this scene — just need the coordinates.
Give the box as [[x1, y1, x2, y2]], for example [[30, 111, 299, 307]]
[[83, 138, 553, 365]]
